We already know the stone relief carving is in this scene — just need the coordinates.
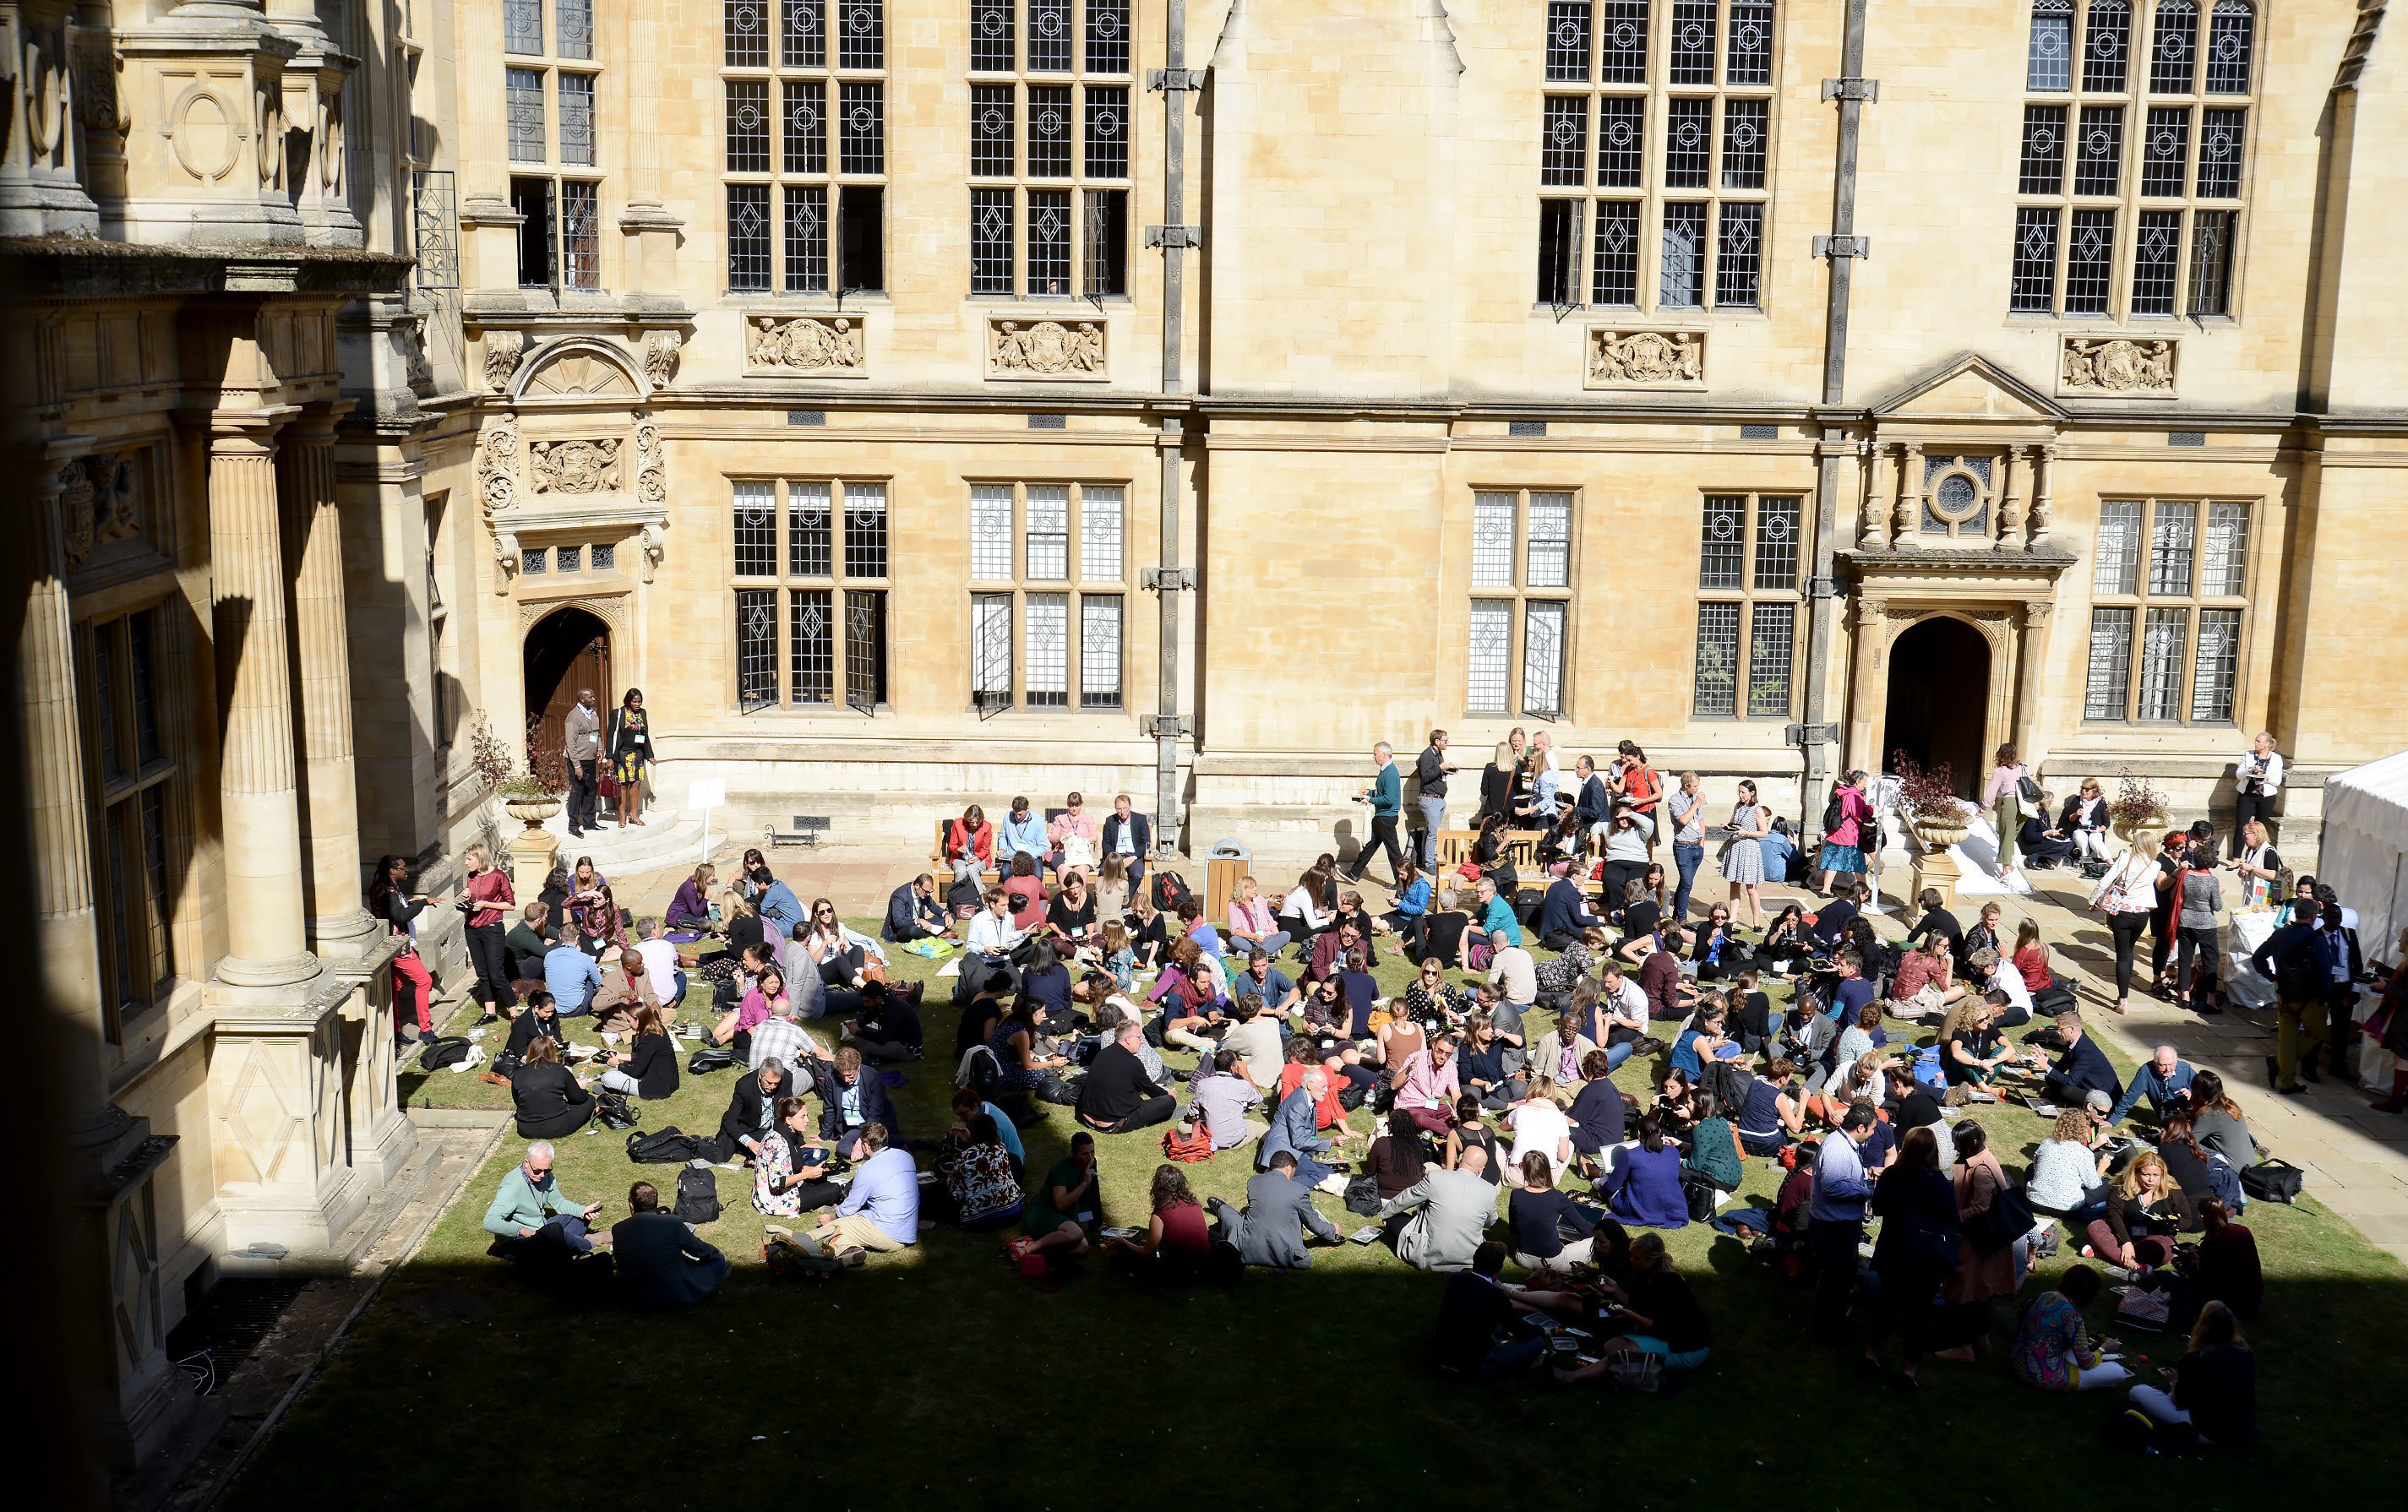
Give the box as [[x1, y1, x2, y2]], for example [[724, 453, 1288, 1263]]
[[2060, 336, 2175, 394], [59, 452, 140, 570], [1585, 329, 1705, 388], [643, 329, 682, 391], [634, 419, 665, 507], [482, 329, 525, 393], [989, 318, 1105, 378], [477, 415, 520, 591], [528, 438, 622, 495], [521, 348, 638, 397], [73, 24, 125, 133], [747, 315, 862, 373]]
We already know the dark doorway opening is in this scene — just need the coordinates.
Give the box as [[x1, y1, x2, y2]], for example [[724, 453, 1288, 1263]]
[[1882, 616, 1989, 800], [523, 607, 611, 768]]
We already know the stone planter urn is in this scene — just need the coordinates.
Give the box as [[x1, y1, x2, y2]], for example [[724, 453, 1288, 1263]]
[[2111, 806, 2173, 850], [1907, 807, 1969, 851], [504, 792, 564, 835]]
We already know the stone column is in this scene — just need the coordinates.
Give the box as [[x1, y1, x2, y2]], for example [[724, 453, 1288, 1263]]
[[1893, 443, 1924, 547], [1845, 596, 1888, 775], [0, 0, 101, 236], [2027, 444, 2057, 547], [282, 402, 376, 960], [209, 411, 318, 985], [24, 460, 107, 1120], [2015, 599, 2053, 760], [1861, 440, 1895, 548], [1995, 448, 2026, 549]]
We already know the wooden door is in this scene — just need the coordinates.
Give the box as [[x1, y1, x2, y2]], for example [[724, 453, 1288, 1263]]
[[523, 609, 612, 768]]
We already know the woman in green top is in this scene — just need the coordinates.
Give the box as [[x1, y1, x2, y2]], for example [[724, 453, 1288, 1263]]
[[1682, 1090, 1746, 1196], [1005, 1131, 1100, 1273]]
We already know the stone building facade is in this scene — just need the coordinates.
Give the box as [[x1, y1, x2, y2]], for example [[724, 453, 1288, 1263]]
[[4, 0, 2407, 1493]]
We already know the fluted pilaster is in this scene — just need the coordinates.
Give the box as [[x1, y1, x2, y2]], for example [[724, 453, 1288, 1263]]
[[283, 405, 374, 956], [210, 414, 315, 982]]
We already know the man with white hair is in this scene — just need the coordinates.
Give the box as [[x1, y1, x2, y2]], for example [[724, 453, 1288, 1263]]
[[1376, 1142, 1500, 1271], [749, 992, 818, 1076], [1346, 741, 1406, 887], [2109, 1044, 2197, 1127], [482, 1140, 602, 1261]]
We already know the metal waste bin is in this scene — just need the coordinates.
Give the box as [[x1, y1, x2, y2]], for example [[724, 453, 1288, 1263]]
[[1205, 840, 1251, 927]]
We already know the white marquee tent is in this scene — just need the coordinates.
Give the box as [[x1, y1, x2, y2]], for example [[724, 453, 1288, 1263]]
[[2320, 750, 2408, 958]]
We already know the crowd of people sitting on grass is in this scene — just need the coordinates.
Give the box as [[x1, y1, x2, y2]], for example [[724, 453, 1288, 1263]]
[[443, 733, 2408, 1444]]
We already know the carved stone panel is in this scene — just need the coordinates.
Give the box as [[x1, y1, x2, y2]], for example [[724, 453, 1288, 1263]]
[[2059, 336, 2176, 396], [988, 317, 1106, 379], [528, 438, 623, 494], [643, 329, 682, 391], [482, 329, 525, 393], [1585, 328, 1706, 389], [746, 315, 864, 374]]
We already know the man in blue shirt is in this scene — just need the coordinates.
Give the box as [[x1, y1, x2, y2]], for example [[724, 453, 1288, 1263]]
[[2108, 1044, 2197, 1127], [1828, 949, 1877, 1023], [1234, 950, 1299, 1017], [1345, 742, 1407, 887], [543, 927, 603, 1016], [1807, 1104, 1879, 1343], [811, 1123, 921, 1259], [997, 796, 1048, 872]]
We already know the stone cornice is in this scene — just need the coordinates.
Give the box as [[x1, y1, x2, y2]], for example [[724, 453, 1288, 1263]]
[[0, 239, 406, 301]]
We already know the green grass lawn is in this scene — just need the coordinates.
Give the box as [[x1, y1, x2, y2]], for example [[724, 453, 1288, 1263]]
[[228, 919, 2408, 1509]]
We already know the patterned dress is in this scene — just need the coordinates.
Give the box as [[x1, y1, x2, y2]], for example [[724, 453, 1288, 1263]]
[[613, 707, 651, 786], [1719, 802, 1767, 884]]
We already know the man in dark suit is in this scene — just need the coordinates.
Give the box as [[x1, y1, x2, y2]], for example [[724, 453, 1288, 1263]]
[[610, 1181, 728, 1310], [1102, 792, 1152, 884], [1210, 1152, 1341, 1270], [2035, 1010, 2122, 1107], [809, 1046, 902, 1159], [882, 873, 953, 944], [719, 1060, 787, 1165]]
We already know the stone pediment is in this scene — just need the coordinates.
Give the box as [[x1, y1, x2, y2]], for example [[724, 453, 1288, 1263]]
[[1871, 353, 2066, 427]]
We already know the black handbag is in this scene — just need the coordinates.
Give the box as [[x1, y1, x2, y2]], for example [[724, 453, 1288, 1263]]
[[1967, 1185, 2037, 1254], [2239, 1158, 2303, 1204]]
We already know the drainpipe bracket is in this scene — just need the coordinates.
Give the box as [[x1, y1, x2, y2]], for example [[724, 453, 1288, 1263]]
[[1148, 68, 1207, 92], [1820, 77, 1880, 103], [1147, 715, 1194, 738], [1812, 235, 1870, 259], [1146, 225, 1203, 249], [1144, 567, 1196, 591], [1785, 722, 1841, 748], [1805, 574, 1840, 599]]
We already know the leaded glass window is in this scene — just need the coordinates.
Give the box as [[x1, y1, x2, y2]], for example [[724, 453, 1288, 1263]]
[[1081, 596, 1123, 707], [732, 480, 891, 710], [728, 0, 770, 65], [2020, 105, 2068, 193], [1692, 603, 1739, 716], [1027, 188, 1071, 295], [559, 179, 599, 290], [789, 481, 833, 577], [2204, 2, 2252, 94], [2029, 0, 2073, 91], [787, 79, 826, 174], [508, 68, 547, 162], [967, 483, 1131, 712], [1591, 200, 1641, 305], [2137, 606, 2186, 721], [1699, 494, 1744, 588], [971, 486, 1016, 578], [973, 0, 1015, 70], [556, 0, 592, 59], [972, 595, 1015, 710], [1526, 492, 1572, 589], [1029, 0, 1071, 72], [2149, 0, 2196, 94], [1660, 201, 1705, 307], [2190, 608, 2241, 721], [2149, 498, 2197, 594], [790, 588, 835, 704], [1084, 87, 1128, 178], [844, 483, 887, 579], [1026, 594, 1070, 706], [1664, 96, 1712, 188], [1087, 0, 1130, 74], [2074, 105, 2122, 197], [1726, 0, 1773, 84], [1548, 2, 1593, 83], [839, 81, 883, 174], [1669, 0, 1716, 84], [734, 481, 778, 575], [1746, 602, 1793, 717], [1752, 494, 1800, 588], [2130, 209, 2181, 313], [1715, 201, 1761, 307], [728, 182, 771, 290], [727, 79, 770, 172], [1472, 492, 1517, 587], [2065, 209, 2115, 315], [1081, 486, 1123, 579], [1028, 85, 1071, 177], [2010, 206, 2059, 313], [2195, 109, 2242, 198], [785, 0, 825, 68], [508, 0, 545, 55], [738, 590, 779, 710], [971, 187, 1014, 294], [1597, 95, 1645, 187], [784, 184, 828, 291], [2202, 502, 2250, 595], [2141, 106, 2188, 197], [1523, 602, 1566, 721], [838, 0, 883, 70], [1601, 0, 1649, 83], [2094, 498, 2142, 593], [1468, 601, 1512, 715], [2084, 0, 2130, 92], [557, 74, 594, 167], [1543, 96, 1589, 187], [2188, 209, 2233, 315], [2084, 607, 2134, 718], [1722, 97, 1768, 188], [1024, 486, 1070, 579]]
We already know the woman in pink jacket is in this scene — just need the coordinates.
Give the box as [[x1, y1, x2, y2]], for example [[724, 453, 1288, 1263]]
[[1815, 770, 1875, 897]]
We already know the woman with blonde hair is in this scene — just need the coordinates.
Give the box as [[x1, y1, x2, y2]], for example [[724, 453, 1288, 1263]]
[[1503, 1074, 1573, 1185], [460, 840, 518, 1023], [2026, 1104, 2112, 1220], [2087, 1150, 2193, 1273]]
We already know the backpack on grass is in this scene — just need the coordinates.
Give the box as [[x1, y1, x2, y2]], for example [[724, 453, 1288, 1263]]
[[417, 1036, 475, 1070], [627, 1127, 704, 1164], [673, 1167, 722, 1225]]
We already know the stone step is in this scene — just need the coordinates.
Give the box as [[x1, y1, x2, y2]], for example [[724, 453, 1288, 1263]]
[[530, 808, 733, 878]]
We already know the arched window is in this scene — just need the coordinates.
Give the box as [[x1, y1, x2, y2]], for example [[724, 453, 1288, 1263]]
[[2149, 0, 2197, 94], [2204, 1, 2254, 95], [2083, 0, 2132, 92], [2029, 0, 2073, 91]]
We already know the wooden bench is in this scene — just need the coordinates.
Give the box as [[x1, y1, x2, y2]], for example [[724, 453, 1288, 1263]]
[[925, 808, 1069, 885]]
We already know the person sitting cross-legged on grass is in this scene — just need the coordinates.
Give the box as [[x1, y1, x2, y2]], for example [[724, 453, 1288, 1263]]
[[842, 978, 925, 1063], [1007, 1131, 1103, 1277], [1211, 1149, 1343, 1270], [1100, 1164, 1213, 1283], [1077, 1020, 1178, 1134], [810, 1045, 903, 1161], [753, 1095, 845, 1219], [719, 1058, 787, 1167], [482, 1139, 602, 1263], [2009, 1264, 2130, 1391], [1262, 1069, 1353, 1194], [808, 1122, 922, 1265], [1552, 1232, 1713, 1384], [613, 1180, 730, 1311], [1435, 1239, 1589, 1379]]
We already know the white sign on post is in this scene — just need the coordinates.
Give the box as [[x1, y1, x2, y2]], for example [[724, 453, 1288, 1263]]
[[688, 779, 727, 864]]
